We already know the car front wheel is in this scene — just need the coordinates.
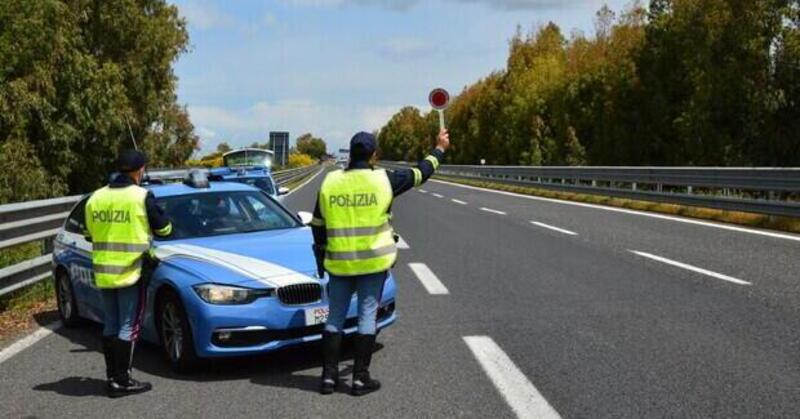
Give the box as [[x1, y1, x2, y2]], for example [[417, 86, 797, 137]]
[[157, 289, 198, 373]]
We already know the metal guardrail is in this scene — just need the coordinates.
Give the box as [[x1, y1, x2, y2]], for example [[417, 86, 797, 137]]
[[0, 164, 321, 298], [381, 162, 800, 218], [272, 164, 321, 184]]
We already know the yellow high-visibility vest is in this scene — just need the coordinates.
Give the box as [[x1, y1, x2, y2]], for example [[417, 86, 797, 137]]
[[319, 169, 396, 276], [85, 185, 153, 289]]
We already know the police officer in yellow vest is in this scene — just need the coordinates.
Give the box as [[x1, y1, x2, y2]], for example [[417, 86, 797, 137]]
[[85, 150, 172, 398], [312, 129, 450, 396]]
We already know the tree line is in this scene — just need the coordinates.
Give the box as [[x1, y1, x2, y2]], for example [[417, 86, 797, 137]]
[[378, 0, 800, 167], [189, 133, 327, 169], [0, 0, 197, 204]]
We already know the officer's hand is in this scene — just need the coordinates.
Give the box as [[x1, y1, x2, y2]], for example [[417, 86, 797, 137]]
[[436, 129, 450, 152]]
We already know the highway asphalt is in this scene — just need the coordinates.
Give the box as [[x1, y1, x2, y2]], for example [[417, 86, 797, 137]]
[[1, 166, 799, 418]]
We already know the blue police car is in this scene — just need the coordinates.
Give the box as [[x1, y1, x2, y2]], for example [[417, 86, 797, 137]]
[[52, 174, 397, 371], [210, 148, 287, 200]]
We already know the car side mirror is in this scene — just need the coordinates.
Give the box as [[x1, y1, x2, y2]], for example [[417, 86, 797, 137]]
[[278, 187, 290, 195], [297, 211, 313, 226]]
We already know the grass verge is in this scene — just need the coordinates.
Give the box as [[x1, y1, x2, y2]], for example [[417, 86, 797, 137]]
[[0, 279, 58, 347], [435, 175, 800, 234]]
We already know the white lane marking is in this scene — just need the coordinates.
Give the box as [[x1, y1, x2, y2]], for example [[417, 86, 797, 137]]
[[451, 199, 468, 205], [418, 189, 428, 193], [408, 263, 449, 295], [284, 167, 324, 197], [431, 179, 800, 243], [480, 207, 507, 215], [397, 236, 410, 249], [464, 336, 561, 419], [431, 193, 444, 198], [630, 250, 751, 285], [0, 322, 61, 365], [530, 221, 577, 236]]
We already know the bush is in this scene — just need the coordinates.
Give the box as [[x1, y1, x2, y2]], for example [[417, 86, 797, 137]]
[[287, 152, 315, 168]]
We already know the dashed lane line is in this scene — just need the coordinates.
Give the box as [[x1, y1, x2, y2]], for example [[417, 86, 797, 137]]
[[397, 236, 410, 249], [451, 199, 468, 205], [431, 193, 444, 198], [431, 179, 800, 243], [530, 221, 578, 236], [418, 189, 428, 193], [408, 263, 449, 295], [630, 250, 751, 285], [480, 207, 507, 216], [464, 336, 561, 419]]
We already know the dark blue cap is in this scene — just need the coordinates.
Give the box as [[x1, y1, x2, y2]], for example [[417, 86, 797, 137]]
[[117, 150, 148, 172], [349, 132, 377, 161]]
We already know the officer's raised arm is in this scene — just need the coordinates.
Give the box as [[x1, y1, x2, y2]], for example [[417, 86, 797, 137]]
[[387, 128, 450, 197]]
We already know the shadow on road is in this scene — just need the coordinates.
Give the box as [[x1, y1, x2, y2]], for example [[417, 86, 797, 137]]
[[33, 377, 107, 397], [33, 315, 383, 395]]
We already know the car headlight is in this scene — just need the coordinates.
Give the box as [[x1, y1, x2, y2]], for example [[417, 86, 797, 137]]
[[192, 284, 271, 305]]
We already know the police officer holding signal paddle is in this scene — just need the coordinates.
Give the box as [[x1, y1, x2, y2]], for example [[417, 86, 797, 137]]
[[311, 129, 450, 396]]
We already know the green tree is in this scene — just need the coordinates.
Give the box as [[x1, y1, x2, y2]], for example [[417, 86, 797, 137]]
[[295, 133, 326, 159], [0, 0, 195, 202]]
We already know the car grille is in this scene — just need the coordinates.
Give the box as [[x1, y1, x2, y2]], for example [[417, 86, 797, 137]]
[[277, 283, 322, 305], [211, 302, 395, 347]]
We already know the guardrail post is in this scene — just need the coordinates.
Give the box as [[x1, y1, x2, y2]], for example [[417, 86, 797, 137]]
[[632, 182, 637, 191], [687, 186, 693, 194]]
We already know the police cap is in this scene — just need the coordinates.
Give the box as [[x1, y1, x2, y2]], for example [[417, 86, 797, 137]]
[[117, 150, 148, 172], [350, 132, 377, 161]]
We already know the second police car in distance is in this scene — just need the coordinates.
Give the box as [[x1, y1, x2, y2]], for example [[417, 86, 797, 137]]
[[52, 171, 397, 371]]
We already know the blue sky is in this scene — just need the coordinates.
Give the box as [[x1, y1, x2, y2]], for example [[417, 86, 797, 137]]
[[170, 0, 632, 155]]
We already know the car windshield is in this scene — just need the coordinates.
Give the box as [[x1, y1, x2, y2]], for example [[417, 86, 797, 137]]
[[155, 191, 299, 240], [232, 177, 275, 195]]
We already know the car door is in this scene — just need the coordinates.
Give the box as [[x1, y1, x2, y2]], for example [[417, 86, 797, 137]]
[[56, 197, 103, 320]]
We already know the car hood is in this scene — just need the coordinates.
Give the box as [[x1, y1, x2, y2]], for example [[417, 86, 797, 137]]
[[153, 228, 319, 288]]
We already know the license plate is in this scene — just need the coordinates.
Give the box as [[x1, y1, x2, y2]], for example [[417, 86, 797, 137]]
[[305, 307, 329, 326]]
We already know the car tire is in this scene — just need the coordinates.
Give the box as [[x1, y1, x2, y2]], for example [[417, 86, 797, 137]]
[[156, 289, 198, 373], [55, 270, 82, 328]]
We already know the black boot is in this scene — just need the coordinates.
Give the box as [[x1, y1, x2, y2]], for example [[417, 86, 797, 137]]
[[351, 334, 381, 396], [101, 336, 116, 381], [320, 331, 342, 395], [108, 339, 152, 398]]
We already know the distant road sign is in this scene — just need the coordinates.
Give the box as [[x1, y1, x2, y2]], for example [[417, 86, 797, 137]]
[[429, 88, 450, 110]]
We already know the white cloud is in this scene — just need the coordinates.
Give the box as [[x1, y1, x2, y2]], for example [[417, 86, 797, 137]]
[[178, 2, 236, 30], [287, 0, 418, 11], [360, 105, 406, 131], [381, 37, 435, 56], [286, 0, 587, 11], [195, 126, 217, 139], [450, 0, 587, 11], [263, 13, 278, 27], [188, 100, 410, 153]]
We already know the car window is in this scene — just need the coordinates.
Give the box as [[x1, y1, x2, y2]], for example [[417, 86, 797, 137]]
[[65, 197, 89, 234], [155, 191, 299, 240], [232, 177, 275, 195]]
